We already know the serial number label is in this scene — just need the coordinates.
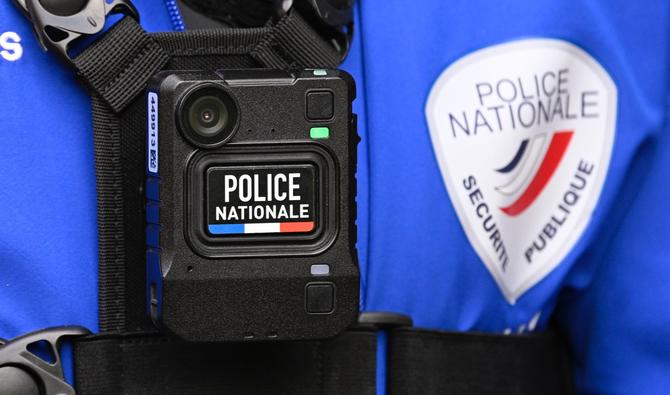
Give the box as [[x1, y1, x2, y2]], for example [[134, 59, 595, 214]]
[[206, 165, 316, 235], [147, 92, 158, 174]]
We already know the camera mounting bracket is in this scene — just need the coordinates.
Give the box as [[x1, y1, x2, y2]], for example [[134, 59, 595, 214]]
[[12, 0, 138, 65]]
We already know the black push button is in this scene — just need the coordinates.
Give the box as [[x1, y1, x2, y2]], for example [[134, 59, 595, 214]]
[[306, 91, 334, 121], [306, 282, 335, 314], [146, 177, 160, 201]]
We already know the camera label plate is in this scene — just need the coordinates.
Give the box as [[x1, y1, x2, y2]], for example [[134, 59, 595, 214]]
[[186, 145, 337, 257], [207, 165, 316, 235]]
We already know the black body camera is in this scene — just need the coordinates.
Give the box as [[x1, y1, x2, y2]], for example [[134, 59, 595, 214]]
[[145, 69, 359, 342]]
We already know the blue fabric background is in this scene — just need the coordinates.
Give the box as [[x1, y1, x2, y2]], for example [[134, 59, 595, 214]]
[[0, 0, 173, 339], [1, 1, 669, 392]]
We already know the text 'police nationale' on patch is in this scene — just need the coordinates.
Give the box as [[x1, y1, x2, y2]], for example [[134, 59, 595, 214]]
[[426, 39, 617, 303]]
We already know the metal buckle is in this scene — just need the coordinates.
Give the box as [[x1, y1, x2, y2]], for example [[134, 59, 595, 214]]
[[277, 0, 354, 62], [0, 326, 90, 395], [12, 0, 139, 65], [358, 312, 414, 330]]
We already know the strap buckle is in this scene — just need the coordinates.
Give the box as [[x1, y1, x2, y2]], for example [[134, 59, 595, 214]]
[[358, 312, 414, 330], [0, 326, 90, 395], [12, 0, 138, 65], [279, 0, 354, 61]]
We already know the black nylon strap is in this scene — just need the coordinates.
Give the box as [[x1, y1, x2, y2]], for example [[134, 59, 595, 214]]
[[387, 328, 573, 395], [73, 17, 165, 331], [74, 19, 170, 332], [74, 330, 377, 395], [74, 17, 170, 113], [89, 95, 126, 333], [250, 10, 341, 69], [73, 328, 572, 394], [74, 11, 338, 114]]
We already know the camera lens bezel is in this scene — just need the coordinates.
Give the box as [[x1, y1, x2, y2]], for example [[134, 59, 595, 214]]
[[178, 83, 240, 149]]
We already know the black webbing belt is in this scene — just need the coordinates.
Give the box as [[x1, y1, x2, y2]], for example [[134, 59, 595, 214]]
[[60, 10, 573, 395], [74, 330, 377, 394], [72, 328, 572, 394], [387, 328, 573, 394]]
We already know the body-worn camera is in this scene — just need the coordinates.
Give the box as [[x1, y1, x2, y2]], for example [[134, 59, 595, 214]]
[[145, 69, 359, 342]]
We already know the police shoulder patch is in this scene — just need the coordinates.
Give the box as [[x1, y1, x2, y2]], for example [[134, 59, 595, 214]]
[[425, 39, 617, 303]]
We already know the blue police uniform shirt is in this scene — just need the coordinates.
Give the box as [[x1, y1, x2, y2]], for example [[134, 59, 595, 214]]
[[2, 1, 670, 393]]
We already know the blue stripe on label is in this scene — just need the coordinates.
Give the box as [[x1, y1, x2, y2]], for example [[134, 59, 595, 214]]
[[208, 224, 245, 234]]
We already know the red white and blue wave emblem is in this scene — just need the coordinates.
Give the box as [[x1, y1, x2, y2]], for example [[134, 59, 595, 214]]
[[496, 131, 573, 216]]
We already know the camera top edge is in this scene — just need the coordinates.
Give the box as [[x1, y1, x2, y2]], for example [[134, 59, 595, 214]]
[[148, 68, 356, 151], [148, 68, 354, 92]]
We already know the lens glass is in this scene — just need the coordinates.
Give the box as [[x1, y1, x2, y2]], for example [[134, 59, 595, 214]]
[[180, 85, 239, 148], [188, 96, 229, 137]]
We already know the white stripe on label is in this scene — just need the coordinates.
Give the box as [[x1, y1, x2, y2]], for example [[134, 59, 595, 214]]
[[244, 223, 280, 234]]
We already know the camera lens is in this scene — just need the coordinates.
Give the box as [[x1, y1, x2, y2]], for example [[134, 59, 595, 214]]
[[188, 96, 228, 137], [179, 85, 239, 148]]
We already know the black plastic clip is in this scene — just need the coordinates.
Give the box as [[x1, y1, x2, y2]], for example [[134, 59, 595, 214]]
[[358, 312, 414, 330], [277, 0, 354, 62], [0, 326, 91, 395], [12, 0, 138, 65]]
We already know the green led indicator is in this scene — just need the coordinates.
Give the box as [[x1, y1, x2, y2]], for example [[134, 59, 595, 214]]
[[310, 127, 330, 139], [313, 69, 327, 76]]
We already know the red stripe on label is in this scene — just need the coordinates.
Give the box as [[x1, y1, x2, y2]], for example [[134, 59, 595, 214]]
[[500, 131, 574, 216], [280, 221, 314, 233]]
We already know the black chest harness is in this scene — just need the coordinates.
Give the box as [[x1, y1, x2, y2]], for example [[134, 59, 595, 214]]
[[0, 1, 573, 393]]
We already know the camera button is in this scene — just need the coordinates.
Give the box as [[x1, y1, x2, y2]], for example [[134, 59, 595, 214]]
[[146, 224, 160, 248], [146, 201, 160, 225], [305, 282, 335, 314], [306, 91, 334, 121], [146, 177, 160, 201]]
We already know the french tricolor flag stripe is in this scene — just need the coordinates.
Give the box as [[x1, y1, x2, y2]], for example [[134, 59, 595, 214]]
[[208, 221, 314, 235]]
